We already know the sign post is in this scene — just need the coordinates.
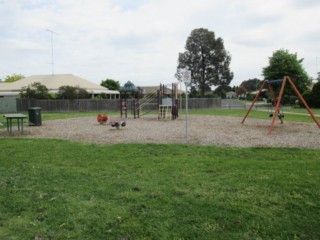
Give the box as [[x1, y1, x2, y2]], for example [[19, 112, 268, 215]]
[[181, 70, 191, 139]]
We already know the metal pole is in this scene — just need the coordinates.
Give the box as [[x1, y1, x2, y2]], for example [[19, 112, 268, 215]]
[[185, 83, 188, 138], [181, 69, 191, 139], [50, 32, 54, 75], [180, 81, 182, 113], [46, 29, 59, 75]]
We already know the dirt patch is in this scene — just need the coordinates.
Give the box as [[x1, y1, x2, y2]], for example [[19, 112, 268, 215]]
[[2, 115, 319, 148]]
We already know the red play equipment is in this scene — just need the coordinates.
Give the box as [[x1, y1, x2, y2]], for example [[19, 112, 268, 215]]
[[97, 114, 108, 124], [241, 76, 320, 134]]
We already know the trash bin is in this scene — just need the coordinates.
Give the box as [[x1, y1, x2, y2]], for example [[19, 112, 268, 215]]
[[28, 107, 42, 126]]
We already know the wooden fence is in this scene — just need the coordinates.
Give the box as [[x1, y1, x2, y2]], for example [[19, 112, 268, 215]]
[[0, 97, 17, 113], [16, 98, 222, 112]]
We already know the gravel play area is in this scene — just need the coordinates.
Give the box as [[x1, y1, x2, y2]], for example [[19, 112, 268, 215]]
[[3, 115, 319, 148]]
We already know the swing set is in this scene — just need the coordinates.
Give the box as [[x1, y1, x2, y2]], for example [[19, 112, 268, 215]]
[[241, 76, 320, 134]]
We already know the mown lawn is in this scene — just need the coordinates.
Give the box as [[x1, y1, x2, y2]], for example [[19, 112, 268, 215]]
[[0, 139, 319, 239]]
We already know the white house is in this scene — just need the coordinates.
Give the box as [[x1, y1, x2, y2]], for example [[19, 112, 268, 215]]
[[226, 91, 237, 99]]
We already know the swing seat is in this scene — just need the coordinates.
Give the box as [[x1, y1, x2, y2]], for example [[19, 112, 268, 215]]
[[269, 113, 273, 117]]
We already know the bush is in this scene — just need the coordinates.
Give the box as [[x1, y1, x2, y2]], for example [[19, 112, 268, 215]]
[[282, 94, 291, 105], [301, 90, 313, 107], [57, 86, 90, 99], [289, 96, 298, 105], [246, 94, 255, 101], [312, 82, 320, 108], [20, 82, 49, 99], [300, 83, 320, 108]]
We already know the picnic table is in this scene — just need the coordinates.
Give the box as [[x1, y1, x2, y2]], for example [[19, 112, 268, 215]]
[[3, 113, 27, 135]]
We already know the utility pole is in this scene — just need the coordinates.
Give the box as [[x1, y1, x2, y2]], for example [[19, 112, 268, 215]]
[[46, 29, 59, 75]]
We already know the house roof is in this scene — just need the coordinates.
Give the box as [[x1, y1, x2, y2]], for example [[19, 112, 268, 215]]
[[0, 74, 119, 96], [0, 82, 12, 87]]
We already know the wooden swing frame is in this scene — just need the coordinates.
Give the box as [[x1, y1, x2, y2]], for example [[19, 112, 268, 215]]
[[241, 76, 320, 134]]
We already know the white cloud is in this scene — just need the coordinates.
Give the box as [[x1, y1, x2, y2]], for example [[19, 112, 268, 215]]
[[1, 0, 319, 86]]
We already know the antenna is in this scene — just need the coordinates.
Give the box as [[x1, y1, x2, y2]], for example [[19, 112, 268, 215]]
[[46, 29, 59, 75]]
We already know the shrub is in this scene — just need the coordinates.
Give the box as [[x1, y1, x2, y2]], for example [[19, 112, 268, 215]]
[[301, 90, 313, 107], [312, 82, 320, 108], [20, 82, 49, 99], [57, 86, 90, 99]]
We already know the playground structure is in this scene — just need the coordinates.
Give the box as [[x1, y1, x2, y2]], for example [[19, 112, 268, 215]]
[[119, 81, 179, 120], [241, 76, 320, 134], [157, 83, 179, 120], [119, 81, 140, 119]]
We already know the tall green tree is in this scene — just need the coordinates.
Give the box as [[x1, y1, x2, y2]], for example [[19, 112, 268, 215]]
[[176, 28, 233, 96], [4, 73, 25, 82], [240, 78, 262, 92], [236, 85, 247, 97], [262, 49, 312, 94], [100, 79, 120, 91]]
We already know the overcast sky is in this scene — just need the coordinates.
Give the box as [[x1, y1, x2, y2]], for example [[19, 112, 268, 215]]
[[1, 0, 319, 87]]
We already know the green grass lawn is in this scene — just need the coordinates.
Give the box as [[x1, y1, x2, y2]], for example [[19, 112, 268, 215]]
[[1, 109, 320, 239], [0, 139, 319, 239]]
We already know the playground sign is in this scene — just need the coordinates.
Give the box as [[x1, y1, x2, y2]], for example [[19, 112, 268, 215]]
[[181, 70, 191, 83]]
